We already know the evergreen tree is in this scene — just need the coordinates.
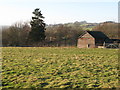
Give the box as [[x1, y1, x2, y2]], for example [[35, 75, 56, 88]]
[[28, 8, 46, 42]]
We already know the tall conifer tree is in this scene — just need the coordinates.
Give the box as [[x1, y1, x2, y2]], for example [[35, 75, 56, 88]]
[[29, 8, 46, 42]]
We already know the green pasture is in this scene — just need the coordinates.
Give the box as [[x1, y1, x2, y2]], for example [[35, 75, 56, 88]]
[[2, 47, 119, 88]]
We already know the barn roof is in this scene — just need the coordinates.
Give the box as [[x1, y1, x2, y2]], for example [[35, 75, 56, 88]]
[[79, 31, 109, 39], [87, 31, 109, 39]]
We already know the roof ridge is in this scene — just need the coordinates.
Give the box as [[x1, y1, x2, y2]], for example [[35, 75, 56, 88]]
[[78, 30, 109, 39]]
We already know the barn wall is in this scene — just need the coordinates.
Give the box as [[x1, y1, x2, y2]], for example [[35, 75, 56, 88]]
[[77, 33, 95, 48]]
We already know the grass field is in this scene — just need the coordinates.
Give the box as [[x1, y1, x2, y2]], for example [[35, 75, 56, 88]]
[[2, 47, 119, 88]]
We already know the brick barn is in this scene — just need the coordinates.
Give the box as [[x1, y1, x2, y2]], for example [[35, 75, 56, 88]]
[[77, 31, 109, 48]]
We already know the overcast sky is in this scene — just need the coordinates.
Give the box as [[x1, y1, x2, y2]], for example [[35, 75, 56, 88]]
[[0, 0, 119, 25]]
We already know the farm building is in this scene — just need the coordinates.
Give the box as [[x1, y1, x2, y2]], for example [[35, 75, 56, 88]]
[[77, 31, 119, 48]]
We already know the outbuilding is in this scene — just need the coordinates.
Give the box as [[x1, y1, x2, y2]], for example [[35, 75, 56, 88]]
[[77, 31, 109, 48]]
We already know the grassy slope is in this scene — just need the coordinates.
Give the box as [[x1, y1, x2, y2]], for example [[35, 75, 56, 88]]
[[2, 47, 119, 88]]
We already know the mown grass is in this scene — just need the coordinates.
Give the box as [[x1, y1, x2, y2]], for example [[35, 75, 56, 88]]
[[2, 47, 119, 88]]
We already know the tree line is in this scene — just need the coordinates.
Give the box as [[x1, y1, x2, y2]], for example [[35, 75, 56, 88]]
[[1, 22, 84, 47]]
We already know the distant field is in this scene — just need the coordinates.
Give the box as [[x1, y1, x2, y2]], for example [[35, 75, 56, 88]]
[[2, 47, 119, 88]]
